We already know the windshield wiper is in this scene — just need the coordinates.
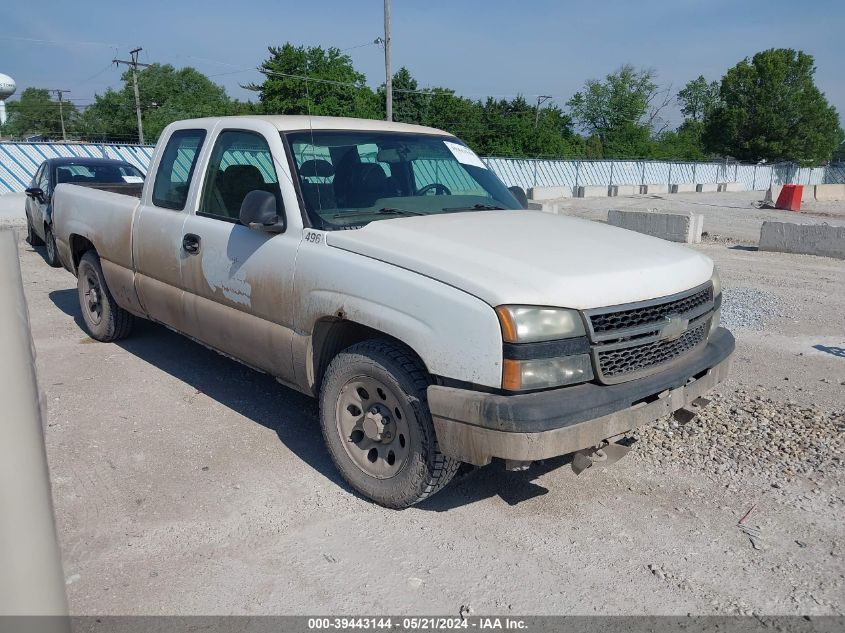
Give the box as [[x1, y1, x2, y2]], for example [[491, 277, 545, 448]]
[[442, 203, 505, 212], [376, 207, 424, 216]]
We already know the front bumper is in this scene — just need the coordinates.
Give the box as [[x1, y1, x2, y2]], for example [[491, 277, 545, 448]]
[[428, 327, 735, 466]]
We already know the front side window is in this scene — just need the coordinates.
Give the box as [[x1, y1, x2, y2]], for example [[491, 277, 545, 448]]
[[286, 131, 521, 230], [35, 165, 49, 192], [199, 130, 282, 222], [152, 129, 206, 210]]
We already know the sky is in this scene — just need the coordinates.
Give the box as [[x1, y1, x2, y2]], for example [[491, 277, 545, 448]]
[[2, 0, 844, 129]]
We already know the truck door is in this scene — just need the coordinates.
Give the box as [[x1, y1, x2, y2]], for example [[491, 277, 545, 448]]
[[177, 125, 300, 382], [133, 128, 207, 325]]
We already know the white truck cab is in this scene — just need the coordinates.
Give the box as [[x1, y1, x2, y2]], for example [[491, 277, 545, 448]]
[[53, 115, 734, 508]]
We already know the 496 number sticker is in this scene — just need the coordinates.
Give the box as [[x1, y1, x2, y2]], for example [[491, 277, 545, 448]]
[[304, 231, 323, 244]]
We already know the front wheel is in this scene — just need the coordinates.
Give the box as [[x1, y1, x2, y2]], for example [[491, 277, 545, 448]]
[[77, 251, 134, 341], [319, 340, 460, 508]]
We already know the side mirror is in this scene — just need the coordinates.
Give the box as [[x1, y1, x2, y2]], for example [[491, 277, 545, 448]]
[[25, 187, 44, 201], [239, 190, 286, 233], [508, 186, 528, 209]]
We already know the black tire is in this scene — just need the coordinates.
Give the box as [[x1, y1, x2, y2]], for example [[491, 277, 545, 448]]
[[77, 251, 134, 342], [26, 216, 44, 246], [44, 225, 61, 268], [319, 339, 460, 509]]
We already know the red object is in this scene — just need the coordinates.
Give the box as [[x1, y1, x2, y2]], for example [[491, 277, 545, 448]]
[[775, 184, 803, 211]]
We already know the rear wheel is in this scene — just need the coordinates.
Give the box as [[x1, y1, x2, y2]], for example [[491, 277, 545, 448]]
[[77, 251, 134, 341], [319, 339, 460, 509], [44, 225, 61, 267]]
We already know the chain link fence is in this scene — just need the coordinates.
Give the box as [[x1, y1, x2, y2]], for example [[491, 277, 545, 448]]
[[483, 157, 845, 192], [1, 141, 844, 195]]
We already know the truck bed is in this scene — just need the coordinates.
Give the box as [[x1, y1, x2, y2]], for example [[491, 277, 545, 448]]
[[71, 182, 144, 198], [53, 183, 140, 275]]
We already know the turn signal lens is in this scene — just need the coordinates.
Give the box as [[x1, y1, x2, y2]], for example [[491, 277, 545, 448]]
[[502, 355, 593, 391]]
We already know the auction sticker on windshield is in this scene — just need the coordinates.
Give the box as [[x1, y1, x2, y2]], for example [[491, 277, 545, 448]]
[[444, 140, 486, 169]]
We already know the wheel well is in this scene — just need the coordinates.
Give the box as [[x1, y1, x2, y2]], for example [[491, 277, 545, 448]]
[[68, 234, 96, 272], [311, 318, 429, 392]]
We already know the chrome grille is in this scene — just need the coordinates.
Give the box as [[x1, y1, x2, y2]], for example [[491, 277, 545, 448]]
[[584, 282, 717, 384], [597, 322, 708, 380], [589, 285, 713, 335]]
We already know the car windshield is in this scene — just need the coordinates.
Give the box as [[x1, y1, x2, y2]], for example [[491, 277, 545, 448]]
[[55, 163, 145, 185], [285, 130, 522, 229]]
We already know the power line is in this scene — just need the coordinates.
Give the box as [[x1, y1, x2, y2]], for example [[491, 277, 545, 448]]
[[0, 35, 129, 48]]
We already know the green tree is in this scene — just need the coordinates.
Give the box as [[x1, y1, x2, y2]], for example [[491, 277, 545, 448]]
[[566, 65, 666, 157], [247, 44, 380, 119], [703, 49, 842, 165], [677, 76, 720, 122], [78, 64, 233, 143], [651, 126, 707, 160], [382, 67, 428, 124], [1, 88, 77, 139]]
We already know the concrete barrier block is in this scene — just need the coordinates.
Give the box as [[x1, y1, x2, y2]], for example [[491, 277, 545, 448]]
[[764, 185, 783, 204], [696, 183, 719, 193], [759, 221, 845, 259], [642, 184, 669, 195], [607, 209, 703, 243], [814, 184, 845, 202], [527, 185, 573, 201], [722, 182, 744, 192], [612, 185, 637, 197], [670, 183, 697, 194], [576, 185, 611, 198], [801, 185, 815, 205], [527, 201, 559, 214]]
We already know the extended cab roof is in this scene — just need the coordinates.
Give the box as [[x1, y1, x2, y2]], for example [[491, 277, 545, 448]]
[[172, 115, 450, 136]]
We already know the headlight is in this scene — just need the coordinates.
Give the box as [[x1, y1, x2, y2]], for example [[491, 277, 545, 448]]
[[495, 305, 585, 343], [710, 267, 721, 299], [503, 355, 593, 391]]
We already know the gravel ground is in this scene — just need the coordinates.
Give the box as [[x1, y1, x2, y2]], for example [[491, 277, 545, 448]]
[[2, 188, 843, 617], [636, 389, 845, 485], [720, 287, 791, 331]]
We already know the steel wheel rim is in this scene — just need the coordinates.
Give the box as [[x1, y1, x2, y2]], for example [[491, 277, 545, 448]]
[[46, 231, 55, 259], [81, 270, 103, 325], [335, 375, 411, 479]]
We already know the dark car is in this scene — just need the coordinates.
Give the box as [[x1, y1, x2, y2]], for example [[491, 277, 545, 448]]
[[24, 157, 145, 267]]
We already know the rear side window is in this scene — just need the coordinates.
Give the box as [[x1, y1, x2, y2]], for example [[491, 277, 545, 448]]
[[152, 129, 206, 210]]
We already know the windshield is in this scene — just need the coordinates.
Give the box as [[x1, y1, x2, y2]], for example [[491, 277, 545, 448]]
[[285, 130, 522, 229], [55, 163, 145, 185]]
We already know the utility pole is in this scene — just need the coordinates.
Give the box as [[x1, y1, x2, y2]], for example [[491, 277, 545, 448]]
[[534, 95, 552, 128], [383, 0, 392, 121], [113, 47, 150, 145], [49, 89, 70, 141]]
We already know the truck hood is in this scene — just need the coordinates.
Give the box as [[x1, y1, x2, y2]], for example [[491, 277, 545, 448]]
[[325, 210, 713, 309]]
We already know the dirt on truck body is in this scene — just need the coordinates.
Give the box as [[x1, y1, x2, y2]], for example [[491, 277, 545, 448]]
[[52, 114, 734, 507]]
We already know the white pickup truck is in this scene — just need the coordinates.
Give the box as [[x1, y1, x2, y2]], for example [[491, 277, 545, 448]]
[[53, 115, 734, 508]]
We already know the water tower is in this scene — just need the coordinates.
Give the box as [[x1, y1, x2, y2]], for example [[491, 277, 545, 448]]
[[0, 74, 16, 127]]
